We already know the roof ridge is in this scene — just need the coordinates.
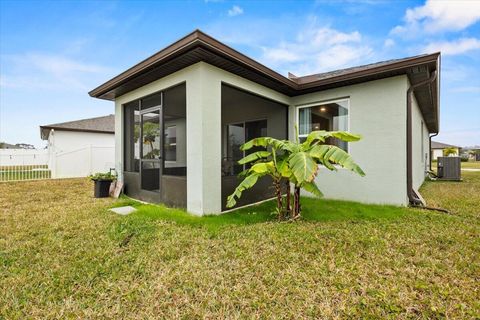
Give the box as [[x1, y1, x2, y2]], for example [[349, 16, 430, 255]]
[[41, 114, 114, 128]]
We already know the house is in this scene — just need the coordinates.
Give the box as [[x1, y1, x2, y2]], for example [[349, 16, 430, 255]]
[[40, 115, 115, 178], [89, 30, 440, 215], [431, 141, 460, 160]]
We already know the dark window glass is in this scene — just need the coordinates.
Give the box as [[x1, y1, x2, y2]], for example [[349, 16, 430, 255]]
[[141, 92, 162, 110], [141, 161, 160, 191], [164, 126, 177, 161], [298, 100, 349, 151], [163, 84, 186, 176], [124, 101, 140, 172], [224, 119, 267, 176], [227, 123, 245, 175]]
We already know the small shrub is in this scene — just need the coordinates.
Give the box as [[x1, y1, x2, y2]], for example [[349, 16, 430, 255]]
[[89, 172, 116, 181]]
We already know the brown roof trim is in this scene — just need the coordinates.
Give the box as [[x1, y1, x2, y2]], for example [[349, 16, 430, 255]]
[[90, 30, 440, 100], [89, 30, 440, 132], [89, 30, 297, 99], [40, 126, 114, 135], [194, 31, 298, 88]]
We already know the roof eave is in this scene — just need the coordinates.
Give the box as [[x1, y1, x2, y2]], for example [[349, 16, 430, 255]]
[[39, 126, 114, 135], [89, 30, 298, 100]]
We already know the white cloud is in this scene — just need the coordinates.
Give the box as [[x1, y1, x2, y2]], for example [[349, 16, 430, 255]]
[[422, 37, 480, 55], [0, 53, 111, 91], [260, 25, 372, 75], [383, 38, 395, 48], [391, 0, 480, 35], [228, 5, 243, 17]]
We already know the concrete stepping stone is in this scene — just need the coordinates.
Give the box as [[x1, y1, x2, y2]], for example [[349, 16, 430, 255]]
[[109, 206, 137, 215]]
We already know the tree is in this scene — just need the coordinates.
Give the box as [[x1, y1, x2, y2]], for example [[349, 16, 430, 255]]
[[443, 147, 458, 156], [226, 130, 365, 219], [140, 122, 160, 159]]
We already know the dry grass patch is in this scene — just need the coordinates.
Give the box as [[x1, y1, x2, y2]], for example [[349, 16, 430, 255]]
[[1, 175, 479, 318]]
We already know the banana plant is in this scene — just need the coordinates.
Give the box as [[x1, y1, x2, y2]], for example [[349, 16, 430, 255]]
[[226, 130, 365, 219]]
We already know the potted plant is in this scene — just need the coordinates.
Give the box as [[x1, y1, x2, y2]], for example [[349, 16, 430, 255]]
[[89, 172, 116, 198]]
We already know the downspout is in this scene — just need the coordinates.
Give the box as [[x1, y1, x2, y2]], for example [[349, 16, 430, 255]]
[[429, 132, 439, 171], [407, 70, 437, 206]]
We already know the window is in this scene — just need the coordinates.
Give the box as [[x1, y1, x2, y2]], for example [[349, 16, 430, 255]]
[[298, 99, 349, 151], [123, 83, 186, 178], [225, 119, 267, 176], [164, 126, 177, 161]]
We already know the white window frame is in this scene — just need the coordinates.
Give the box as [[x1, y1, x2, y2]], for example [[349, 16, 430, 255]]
[[295, 97, 351, 151]]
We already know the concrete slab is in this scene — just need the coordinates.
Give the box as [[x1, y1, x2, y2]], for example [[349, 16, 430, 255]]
[[109, 206, 137, 215]]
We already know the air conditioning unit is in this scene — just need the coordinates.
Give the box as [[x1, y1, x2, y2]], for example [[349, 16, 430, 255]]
[[437, 157, 461, 181]]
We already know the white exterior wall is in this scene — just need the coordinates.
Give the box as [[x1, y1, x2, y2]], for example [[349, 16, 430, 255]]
[[432, 149, 443, 160], [113, 61, 434, 212], [49, 130, 114, 153], [48, 130, 114, 178], [291, 76, 409, 206], [114, 62, 289, 215], [411, 94, 430, 190]]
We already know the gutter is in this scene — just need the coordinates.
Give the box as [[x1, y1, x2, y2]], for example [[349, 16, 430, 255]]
[[429, 132, 439, 171], [407, 70, 437, 206]]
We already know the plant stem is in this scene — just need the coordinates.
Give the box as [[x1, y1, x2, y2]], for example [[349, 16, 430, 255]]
[[294, 186, 301, 218], [275, 179, 283, 220], [285, 180, 291, 219]]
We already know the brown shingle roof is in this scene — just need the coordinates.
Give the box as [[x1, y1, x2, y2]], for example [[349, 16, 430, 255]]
[[89, 30, 440, 132], [431, 141, 460, 149], [293, 54, 435, 84], [40, 115, 114, 140]]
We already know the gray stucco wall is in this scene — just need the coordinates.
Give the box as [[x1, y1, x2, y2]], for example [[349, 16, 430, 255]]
[[113, 61, 432, 213], [291, 75, 409, 206], [411, 91, 430, 190]]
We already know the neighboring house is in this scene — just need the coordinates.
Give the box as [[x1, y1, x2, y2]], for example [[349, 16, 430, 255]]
[[89, 30, 440, 215], [0, 142, 22, 149], [462, 146, 480, 161], [431, 141, 460, 160], [40, 115, 115, 178]]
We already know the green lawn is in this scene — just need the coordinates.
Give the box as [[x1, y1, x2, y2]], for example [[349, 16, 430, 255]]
[[461, 161, 480, 169], [1, 174, 479, 318]]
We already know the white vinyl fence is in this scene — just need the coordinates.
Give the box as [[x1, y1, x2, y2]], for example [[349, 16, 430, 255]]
[[0, 149, 51, 182], [0, 146, 114, 182], [51, 145, 115, 179]]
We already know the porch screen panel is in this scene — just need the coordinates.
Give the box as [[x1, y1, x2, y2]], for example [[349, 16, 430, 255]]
[[225, 119, 267, 176], [141, 110, 161, 159], [124, 101, 140, 172], [163, 83, 186, 176], [226, 123, 245, 175]]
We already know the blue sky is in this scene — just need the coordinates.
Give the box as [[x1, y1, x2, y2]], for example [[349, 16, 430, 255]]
[[1, 0, 479, 148]]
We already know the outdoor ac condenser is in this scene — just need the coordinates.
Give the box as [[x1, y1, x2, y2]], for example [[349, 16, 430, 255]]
[[437, 157, 461, 181]]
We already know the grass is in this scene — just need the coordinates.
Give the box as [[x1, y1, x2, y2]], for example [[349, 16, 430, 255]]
[[1, 174, 479, 318], [461, 161, 480, 169]]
